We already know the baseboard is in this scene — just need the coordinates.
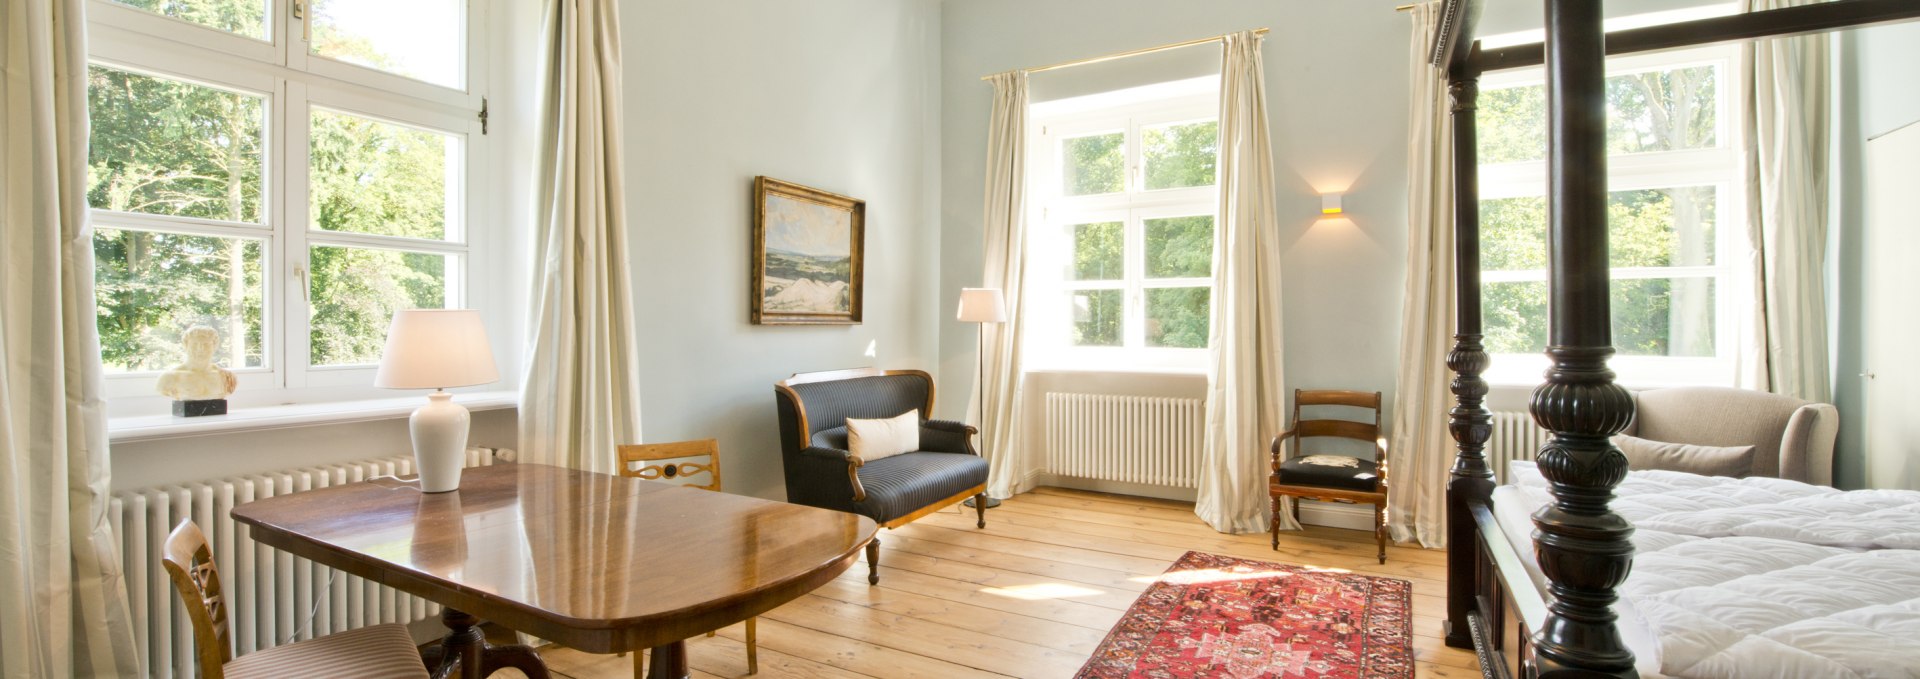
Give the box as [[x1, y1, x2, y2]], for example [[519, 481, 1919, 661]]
[[1028, 475, 1374, 532], [1293, 500, 1376, 532]]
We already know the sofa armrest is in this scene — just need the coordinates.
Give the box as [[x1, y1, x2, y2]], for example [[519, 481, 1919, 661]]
[[1781, 403, 1839, 487], [919, 419, 978, 455], [797, 446, 868, 503]]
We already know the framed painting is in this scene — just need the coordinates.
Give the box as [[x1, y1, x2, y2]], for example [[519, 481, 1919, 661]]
[[751, 176, 865, 325]]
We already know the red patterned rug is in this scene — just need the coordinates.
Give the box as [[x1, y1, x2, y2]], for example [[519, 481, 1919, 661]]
[[1075, 551, 1413, 679]]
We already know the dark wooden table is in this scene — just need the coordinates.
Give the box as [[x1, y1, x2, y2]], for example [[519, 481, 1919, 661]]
[[231, 462, 876, 679]]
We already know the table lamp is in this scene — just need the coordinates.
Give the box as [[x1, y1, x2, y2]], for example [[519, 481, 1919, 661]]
[[375, 309, 499, 493], [956, 288, 1006, 509]]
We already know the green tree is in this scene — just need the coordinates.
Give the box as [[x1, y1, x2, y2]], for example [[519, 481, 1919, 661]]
[[1063, 133, 1123, 195]]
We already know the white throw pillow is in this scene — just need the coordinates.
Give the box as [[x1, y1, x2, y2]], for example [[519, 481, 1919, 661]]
[[847, 410, 921, 462]]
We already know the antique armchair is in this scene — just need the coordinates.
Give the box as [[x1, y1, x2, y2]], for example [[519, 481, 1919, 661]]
[[774, 368, 989, 585], [615, 439, 757, 675], [1268, 389, 1388, 564]]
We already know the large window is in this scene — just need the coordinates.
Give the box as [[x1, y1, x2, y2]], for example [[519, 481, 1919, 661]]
[[1476, 45, 1744, 386], [87, 0, 487, 407], [1028, 78, 1220, 369]]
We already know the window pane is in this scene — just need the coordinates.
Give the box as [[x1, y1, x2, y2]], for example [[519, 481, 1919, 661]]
[[1143, 121, 1217, 190], [1146, 287, 1209, 349], [1615, 277, 1716, 357], [1479, 64, 1720, 164], [1481, 187, 1718, 272], [1610, 187, 1716, 268], [110, 0, 267, 40], [88, 66, 265, 224], [1482, 277, 1717, 358], [309, 246, 450, 366], [1069, 290, 1122, 347], [94, 227, 265, 372], [1062, 132, 1124, 196], [1484, 280, 1547, 354], [1070, 221, 1123, 281], [1479, 84, 1547, 164], [1145, 215, 1214, 278], [310, 109, 458, 240], [310, 0, 463, 88], [1608, 65, 1717, 155]]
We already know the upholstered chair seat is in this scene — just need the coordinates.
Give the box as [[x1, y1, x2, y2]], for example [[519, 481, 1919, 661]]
[[1276, 455, 1382, 493], [222, 623, 429, 679], [853, 452, 991, 521]]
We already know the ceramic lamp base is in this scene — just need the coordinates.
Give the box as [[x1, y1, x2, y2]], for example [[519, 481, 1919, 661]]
[[410, 391, 471, 493]]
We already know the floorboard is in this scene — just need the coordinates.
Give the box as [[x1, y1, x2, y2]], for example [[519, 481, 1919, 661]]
[[514, 488, 1479, 679]]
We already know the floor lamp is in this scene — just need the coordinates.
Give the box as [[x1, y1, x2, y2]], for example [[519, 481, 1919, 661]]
[[957, 288, 1006, 509]]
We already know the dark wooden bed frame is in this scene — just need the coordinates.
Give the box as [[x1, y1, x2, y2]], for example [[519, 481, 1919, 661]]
[[1430, 1, 1920, 677]]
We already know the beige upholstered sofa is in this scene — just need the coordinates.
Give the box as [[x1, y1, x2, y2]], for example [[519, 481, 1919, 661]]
[[1623, 386, 1840, 486]]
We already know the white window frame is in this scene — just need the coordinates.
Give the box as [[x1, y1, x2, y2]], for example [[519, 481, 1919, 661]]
[[1026, 77, 1220, 372], [1477, 44, 1747, 388], [86, 0, 498, 417]]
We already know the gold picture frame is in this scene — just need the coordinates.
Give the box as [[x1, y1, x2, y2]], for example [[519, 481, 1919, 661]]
[[751, 176, 865, 325]]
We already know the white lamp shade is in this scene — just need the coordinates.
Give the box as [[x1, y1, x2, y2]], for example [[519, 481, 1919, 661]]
[[956, 288, 1007, 323], [374, 309, 500, 390]]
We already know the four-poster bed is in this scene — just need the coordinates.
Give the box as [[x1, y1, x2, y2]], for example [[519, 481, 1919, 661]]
[[1429, 0, 1920, 677]]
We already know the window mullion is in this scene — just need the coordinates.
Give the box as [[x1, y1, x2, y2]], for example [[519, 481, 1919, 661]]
[[282, 79, 312, 388]]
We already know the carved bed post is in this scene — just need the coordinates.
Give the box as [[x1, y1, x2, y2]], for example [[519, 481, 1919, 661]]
[[1531, 0, 1638, 677], [1442, 71, 1494, 652]]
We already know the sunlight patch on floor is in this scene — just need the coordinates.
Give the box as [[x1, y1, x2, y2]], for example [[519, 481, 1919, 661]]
[[979, 582, 1105, 600]]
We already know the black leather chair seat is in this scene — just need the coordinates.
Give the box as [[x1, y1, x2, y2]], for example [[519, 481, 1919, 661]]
[[1275, 455, 1380, 492], [853, 452, 990, 523]]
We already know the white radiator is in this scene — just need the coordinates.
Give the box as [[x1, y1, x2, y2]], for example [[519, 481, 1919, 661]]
[[1490, 410, 1552, 483], [111, 448, 503, 679], [1044, 392, 1204, 488]]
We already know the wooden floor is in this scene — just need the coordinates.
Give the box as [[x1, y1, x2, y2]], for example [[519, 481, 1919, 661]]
[[520, 487, 1480, 679]]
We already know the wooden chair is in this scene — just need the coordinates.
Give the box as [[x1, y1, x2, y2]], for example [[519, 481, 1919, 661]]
[[1267, 389, 1390, 564], [616, 439, 757, 675], [161, 520, 429, 679]]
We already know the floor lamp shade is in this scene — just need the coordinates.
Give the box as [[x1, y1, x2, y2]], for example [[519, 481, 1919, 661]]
[[957, 288, 1007, 323], [375, 310, 499, 493]]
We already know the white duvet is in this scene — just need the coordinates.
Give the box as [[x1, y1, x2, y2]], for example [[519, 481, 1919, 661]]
[[1495, 462, 1920, 678]]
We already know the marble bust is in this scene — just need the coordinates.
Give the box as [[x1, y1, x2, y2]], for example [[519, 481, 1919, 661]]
[[156, 326, 237, 401]]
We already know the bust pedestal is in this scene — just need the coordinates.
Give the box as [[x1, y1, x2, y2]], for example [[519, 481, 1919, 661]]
[[171, 399, 228, 417]]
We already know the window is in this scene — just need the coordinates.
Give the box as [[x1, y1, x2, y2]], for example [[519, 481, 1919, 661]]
[[88, 0, 487, 411], [1026, 78, 1221, 370], [1476, 45, 1744, 386]]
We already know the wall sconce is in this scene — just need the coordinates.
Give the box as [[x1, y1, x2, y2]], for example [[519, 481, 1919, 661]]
[[1321, 193, 1344, 215]]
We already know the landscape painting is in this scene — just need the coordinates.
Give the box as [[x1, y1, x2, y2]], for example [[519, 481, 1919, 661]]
[[752, 176, 865, 325]]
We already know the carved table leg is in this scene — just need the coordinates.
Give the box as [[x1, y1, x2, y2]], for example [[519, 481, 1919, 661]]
[[428, 608, 551, 679], [645, 641, 689, 679]]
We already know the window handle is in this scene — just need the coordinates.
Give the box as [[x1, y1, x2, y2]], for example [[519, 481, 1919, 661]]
[[292, 0, 310, 42], [295, 264, 311, 302]]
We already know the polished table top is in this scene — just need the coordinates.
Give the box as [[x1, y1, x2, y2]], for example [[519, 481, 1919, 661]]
[[231, 462, 876, 653]]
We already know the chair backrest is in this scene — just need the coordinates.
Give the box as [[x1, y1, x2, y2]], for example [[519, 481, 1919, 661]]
[[1628, 386, 1834, 483], [1287, 389, 1383, 461], [774, 368, 934, 454], [162, 520, 233, 679], [617, 438, 723, 491]]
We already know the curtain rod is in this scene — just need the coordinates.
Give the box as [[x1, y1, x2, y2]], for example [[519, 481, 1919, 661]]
[[978, 28, 1270, 81], [1396, 4, 1418, 11]]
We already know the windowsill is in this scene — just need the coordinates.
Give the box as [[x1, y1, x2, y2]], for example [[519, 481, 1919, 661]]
[[108, 389, 519, 443], [1024, 364, 1208, 377]]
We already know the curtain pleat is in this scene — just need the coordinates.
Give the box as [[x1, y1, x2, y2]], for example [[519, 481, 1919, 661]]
[[1386, 1, 1456, 549], [1196, 32, 1284, 535], [520, 0, 644, 474], [975, 72, 1032, 500], [1742, 0, 1831, 404], [0, 0, 142, 674]]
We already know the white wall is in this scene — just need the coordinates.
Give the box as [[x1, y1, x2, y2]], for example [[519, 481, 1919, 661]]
[[939, 0, 1414, 426], [619, 0, 944, 500], [1832, 21, 1920, 489]]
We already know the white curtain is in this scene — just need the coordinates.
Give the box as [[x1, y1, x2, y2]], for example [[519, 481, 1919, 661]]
[[520, 0, 643, 474], [1741, 0, 1831, 404], [1386, 1, 1456, 549], [1197, 31, 1286, 535], [0, 0, 142, 674], [975, 71, 1032, 500]]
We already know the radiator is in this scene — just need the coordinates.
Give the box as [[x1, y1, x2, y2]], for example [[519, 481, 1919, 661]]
[[1489, 410, 1552, 483], [1044, 392, 1204, 488], [111, 448, 502, 679]]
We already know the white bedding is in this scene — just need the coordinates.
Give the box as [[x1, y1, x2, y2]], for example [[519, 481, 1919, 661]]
[[1491, 462, 1920, 678]]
